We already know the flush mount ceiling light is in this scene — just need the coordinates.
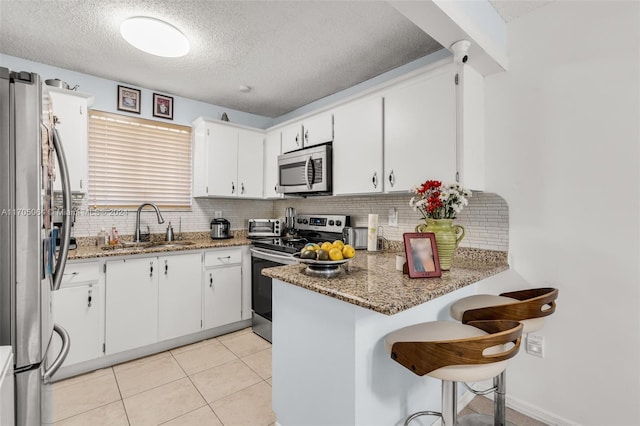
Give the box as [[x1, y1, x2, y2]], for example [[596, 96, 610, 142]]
[[120, 17, 190, 58]]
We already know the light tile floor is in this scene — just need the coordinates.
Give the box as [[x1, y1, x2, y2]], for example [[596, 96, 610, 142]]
[[53, 327, 275, 426], [53, 327, 545, 426]]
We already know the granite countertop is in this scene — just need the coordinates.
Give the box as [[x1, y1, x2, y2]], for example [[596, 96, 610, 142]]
[[262, 247, 509, 316], [68, 231, 252, 260]]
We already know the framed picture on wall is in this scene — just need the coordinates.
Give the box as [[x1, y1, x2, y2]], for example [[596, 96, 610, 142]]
[[403, 232, 442, 278], [117, 85, 141, 114], [153, 93, 174, 120]]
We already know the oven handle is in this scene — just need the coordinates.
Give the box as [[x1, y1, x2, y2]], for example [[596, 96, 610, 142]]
[[250, 248, 299, 264]]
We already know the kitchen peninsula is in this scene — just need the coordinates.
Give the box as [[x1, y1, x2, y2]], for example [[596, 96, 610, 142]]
[[263, 248, 509, 426]]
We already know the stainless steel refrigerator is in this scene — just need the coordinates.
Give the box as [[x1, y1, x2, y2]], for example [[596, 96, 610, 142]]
[[0, 68, 72, 425]]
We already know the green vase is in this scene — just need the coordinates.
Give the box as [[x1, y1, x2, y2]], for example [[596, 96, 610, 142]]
[[415, 218, 465, 271]]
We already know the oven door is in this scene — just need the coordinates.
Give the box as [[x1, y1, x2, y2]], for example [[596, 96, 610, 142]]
[[277, 144, 331, 194]]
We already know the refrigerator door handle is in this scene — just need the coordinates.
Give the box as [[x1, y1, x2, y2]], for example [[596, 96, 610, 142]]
[[43, 324, 70, 383], [51, 128, 72, 291]]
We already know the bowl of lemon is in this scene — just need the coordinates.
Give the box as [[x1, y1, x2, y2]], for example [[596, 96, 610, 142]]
[[293, 240, 356, 277]]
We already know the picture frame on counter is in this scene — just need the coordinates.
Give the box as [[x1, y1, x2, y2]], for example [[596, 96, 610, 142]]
[[403, 232, 441, 278], [117, 85, 141, 114], [153, 93, 174, 120]]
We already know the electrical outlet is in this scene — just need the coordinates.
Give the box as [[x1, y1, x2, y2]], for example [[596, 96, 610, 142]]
[[526, 334, 545, 358], [388, 208, 399, 227], [214, 210, 222, 219]]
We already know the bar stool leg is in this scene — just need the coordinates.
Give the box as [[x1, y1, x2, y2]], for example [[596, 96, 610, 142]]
[[442, 381, 458, 426], [494, 371, 507, 426]]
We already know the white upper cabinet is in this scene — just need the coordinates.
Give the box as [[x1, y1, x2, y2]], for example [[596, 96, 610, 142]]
[[192, 119, 267, 199], [207, 122, 239, 197], [264, 130, 282, 199], [281, 123, 303, 153], [302, 112, 333, 148], [49, 89, 93, 194], [383, 66, 457, 192], [237, 129, 264, 198], [333, 97, 383, 195]]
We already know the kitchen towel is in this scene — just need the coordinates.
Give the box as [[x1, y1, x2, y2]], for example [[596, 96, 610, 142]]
[[368, 214, 379, 251]]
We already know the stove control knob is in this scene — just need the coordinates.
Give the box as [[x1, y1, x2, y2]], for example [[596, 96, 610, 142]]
[[336, 220, 342, 227], [328, 220, 335, 226], [303, 219, 308, 224]]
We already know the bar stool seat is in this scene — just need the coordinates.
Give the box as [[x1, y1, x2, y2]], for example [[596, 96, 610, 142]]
[[384, 321, 512, 382], [385, 320, 523, 426], [450, 294, 546, 333]]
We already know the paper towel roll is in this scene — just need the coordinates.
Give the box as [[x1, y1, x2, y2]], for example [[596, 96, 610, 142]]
[[367, 214, 379, 251]]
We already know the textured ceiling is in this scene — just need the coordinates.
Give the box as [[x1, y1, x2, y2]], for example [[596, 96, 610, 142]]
[[490, 0, 555, 22], [0, 1, 442, 117]]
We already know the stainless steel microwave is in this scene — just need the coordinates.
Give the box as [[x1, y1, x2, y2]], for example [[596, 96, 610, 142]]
[[277, 144, 332, 195]]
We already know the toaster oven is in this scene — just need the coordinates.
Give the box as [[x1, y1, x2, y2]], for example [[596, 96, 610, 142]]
[[248, 219, 282, 238]]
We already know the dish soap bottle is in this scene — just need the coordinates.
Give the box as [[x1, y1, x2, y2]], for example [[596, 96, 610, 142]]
[[97, 227, 108, 247], [110, 225, 119, 245]]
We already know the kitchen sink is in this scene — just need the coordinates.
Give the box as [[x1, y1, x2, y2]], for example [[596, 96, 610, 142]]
[[100, 241, 195, 252]]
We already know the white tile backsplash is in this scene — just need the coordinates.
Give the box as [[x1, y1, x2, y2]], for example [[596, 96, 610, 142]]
[[71, 192, 508, 252]]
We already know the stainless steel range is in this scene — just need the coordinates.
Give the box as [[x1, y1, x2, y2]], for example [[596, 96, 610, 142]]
[[250, 214, 350, 342]]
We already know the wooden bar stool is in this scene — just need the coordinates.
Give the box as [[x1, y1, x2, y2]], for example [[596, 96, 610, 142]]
[[385, 320, 523, 426], [449, 287, 558, 426]]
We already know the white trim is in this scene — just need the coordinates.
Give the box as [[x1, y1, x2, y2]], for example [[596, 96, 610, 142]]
[[505, 394, 579, 426]]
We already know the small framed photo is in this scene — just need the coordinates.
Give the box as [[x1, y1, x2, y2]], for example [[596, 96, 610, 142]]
[[117, 85, 141, 114], [403, 233, 442, 278], [153, 93, 174, 120]]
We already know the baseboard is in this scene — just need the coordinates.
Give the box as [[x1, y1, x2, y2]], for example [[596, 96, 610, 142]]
[[504, 394, 578, 426]]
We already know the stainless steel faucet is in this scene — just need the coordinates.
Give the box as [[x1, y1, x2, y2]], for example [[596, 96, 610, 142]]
[[134, 203, 165, 243]]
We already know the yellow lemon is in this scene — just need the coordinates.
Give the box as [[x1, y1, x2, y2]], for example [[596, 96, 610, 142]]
[[320, 242, 333, 252], [329, 248, 344, 261], [333, 240, 345, 250], [342, 245, 356, 259]]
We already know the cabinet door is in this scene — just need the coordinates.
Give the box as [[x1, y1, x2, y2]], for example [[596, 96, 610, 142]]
[[203, 266, 242, 330], [281, 123, 303, 153], [384, 68, 457, 192], [158, 253, 202, 341], [50, 92, 89, 193], [192, 122, 208, 197], [333, 97, 383, 195], [237, 129, 264, 199], [105, 258, 158, 355], [52, 283, 101, 366], [207, 123, 239, 197], [302, 112, 333, 148], [264, 131, 281, 199]]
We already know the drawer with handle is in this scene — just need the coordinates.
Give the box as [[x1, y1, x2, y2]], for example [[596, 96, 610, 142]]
[[61, 261, 100, 287], [204, 249, 242, 267]]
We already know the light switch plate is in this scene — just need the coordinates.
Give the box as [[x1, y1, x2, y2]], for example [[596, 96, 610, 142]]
[[388, 208, 399, 227], [526, 334, 545, 358], [214, 210, 223, 219]]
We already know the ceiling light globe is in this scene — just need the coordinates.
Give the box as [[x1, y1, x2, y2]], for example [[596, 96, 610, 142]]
[[120, 17, 190, 58]]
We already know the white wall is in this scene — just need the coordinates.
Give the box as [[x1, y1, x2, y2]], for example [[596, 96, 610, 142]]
[[0, 53, 274, 129], [482, 2, 640, 424]]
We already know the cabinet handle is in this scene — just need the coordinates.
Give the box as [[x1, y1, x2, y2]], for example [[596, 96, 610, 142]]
[[87, 289, 92, 308], [63, 271, 79, 277], [304, 130, 309, 142], [217, 256, 231, 264], [231, 182, 235, 194], [150, 261, 154, 277], [164, 260, 168, 275], [372, 172, 378, 188], [79, 106, 83, 115], [388, 170, 395, 187], [295, 134, 299, 146], [209, 273, 213, 288], [241, 183, 245, 194], [274, 185, 278, 194]]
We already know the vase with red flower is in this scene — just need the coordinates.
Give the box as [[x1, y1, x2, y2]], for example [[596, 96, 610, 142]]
[[410, 180, 471, 271]]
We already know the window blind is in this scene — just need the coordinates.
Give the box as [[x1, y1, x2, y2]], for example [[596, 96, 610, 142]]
[[88, 111, 192, 208]]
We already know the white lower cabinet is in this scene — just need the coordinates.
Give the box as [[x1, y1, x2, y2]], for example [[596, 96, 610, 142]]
[[53, 283, 102, 366], [158, 253, 203, 341], [203, 265, 242, 329], [105, 258, 159, 355]]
